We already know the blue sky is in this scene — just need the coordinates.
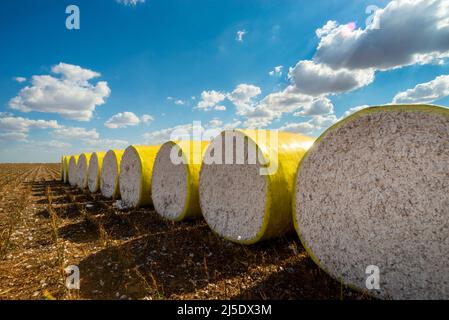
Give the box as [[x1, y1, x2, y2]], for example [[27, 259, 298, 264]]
[[1, 0, 448, 162]]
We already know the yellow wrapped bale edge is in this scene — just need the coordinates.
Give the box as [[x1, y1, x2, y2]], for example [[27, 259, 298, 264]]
[[179, 140, 210, 221], [61, 155, 66, 182], [200, 129, 315, 245], [88, 151, 106, 193], [63, 156, 70, 183], [77, 153, 92, 189], [100, 149, 125, 199], [120, 145, 160, 207], [68, 155, 79, 187], [136, 145, 160, 207], [152, 140, 209, 221]]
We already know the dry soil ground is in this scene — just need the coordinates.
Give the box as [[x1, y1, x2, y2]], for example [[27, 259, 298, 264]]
[[0, 163, 368, 300]]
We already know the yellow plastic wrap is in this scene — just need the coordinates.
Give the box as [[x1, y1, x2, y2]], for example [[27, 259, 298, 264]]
[[101, 149, 125, 199], [77, 153, 92, 189], [60, 156, 66, 181], [202, 129, 315, 244], [63, 156, 69, 183], [88, 151, 106, 192], [155, 140, 210, 221], [123, 145, 160, 207]]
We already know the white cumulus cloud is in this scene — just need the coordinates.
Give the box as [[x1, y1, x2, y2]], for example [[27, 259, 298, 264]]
[[52, 125, 129, 151], [239, 87, 335, 128], [141, 114, 154, 123], [188, 0, 449, 131], [105, 112, 154, 128], [14, 77, 26, 83], [278, 122, 316, 135], [33, 140, 72, 149], [0, 115, 59, 141], [294, 97, 334, 116], [309, 114, 338, 128], [9, 62, 110, 121], [143, 123, 200, 145], [392, 75, 449, 104], [116, 0, 145, 6], [342, 105, 370, 118], [315, 20, 338, 38], [196, 90, 227, 111], [314, 0, 449, 71], [0, 132, 28, 141], [143, 119, 240, 145], [105, 112, 141, 129], [227, 84, 262, 115], [288, 60, 375, 97], [279, 114, 338, 135], [53, 126, 99, 140], [269, 66, 283, 77], [277, 0, 449, 103], [236, 30, 247, 42], [214, 105, 226, 111], [82, 138, 129, 150]]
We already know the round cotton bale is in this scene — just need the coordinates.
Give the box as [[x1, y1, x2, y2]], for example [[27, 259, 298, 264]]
[[293, 104, 449, 300], [119, 145, 160, 208], [76, 153, 92, 189], [68, 155, 79, 187], [152, 141, 209, 221], [88, 151, 106, 193], [63, 156, 70, 183], [199, 130, 315, 244], [100, 150, 124, 199]]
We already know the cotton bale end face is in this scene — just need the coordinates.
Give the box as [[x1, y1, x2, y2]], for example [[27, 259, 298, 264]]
[[100, 150, 124, 199], [76, 153, 92, 189], [199, 130, 315, 244], [68, 155, 79, 187], [88, 151, 106, 193], [152, 141, 209, 221], [293, 105, 449, 300], [119, 145, 160, 208]]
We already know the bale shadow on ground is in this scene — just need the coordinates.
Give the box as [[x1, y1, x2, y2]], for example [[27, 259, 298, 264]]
[[230, 257, 366, 300], [27, 180, 66, 197], [30, 179, 366, 300], [76, 222, 325, 300]]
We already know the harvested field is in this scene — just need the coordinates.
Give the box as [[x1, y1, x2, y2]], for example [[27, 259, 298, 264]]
[[0, 164, 367, 300]]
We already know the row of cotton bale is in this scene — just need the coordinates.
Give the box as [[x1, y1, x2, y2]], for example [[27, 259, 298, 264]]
[[59, 104, 449, 299]]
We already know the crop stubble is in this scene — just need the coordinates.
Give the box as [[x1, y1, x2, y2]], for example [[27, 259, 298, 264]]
[[0, 164, 366, 300]]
